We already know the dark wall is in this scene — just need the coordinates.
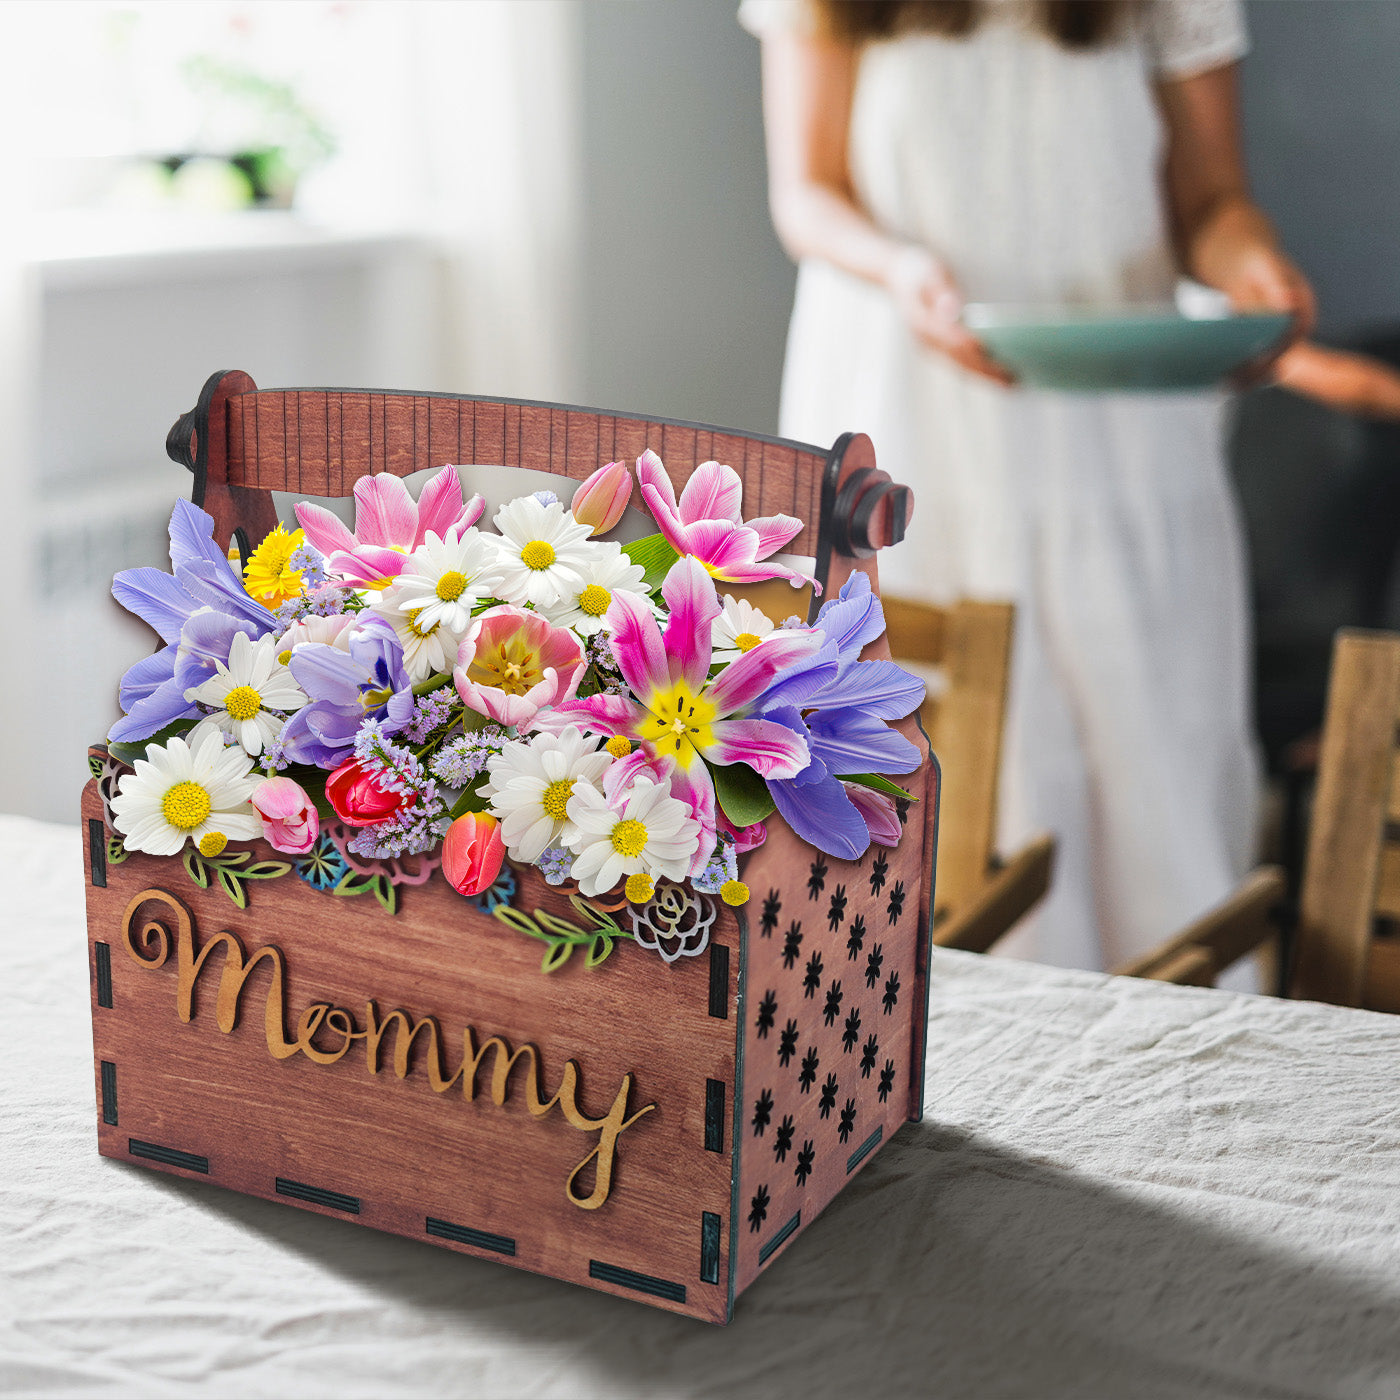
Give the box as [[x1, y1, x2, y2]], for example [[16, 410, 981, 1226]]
[[576, 1, 794, 434], [1243, 0, 1400, 337]]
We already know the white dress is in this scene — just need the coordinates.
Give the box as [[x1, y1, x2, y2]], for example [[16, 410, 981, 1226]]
[[741, 0, 1260, 972]]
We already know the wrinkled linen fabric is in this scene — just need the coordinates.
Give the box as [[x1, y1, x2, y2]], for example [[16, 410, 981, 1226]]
[[2, 814, 1398, 1400]]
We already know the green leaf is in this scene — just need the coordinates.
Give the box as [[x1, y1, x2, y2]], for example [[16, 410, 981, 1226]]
[[109, 719, 197, 768], [183, 848, 210, 889], [622, 532, 681, 591], [240, 860, 292, 880], [447, 775, 490, 821], [332, 870, 377, 899], [107, 838, 129, 866], [493, 907, 544, 939], [536, 910, 587, 940], [540, 938, 574, 973], [712, 762, 776, 828], [372, 874, 397, 915], [585, 931, 616, 968], [211, 850, 251, 868], [840, 772, 917, 802], [217, 867, 248, 909]]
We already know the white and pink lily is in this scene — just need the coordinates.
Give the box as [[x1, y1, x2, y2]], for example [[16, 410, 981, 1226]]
[[295, 465, 485, 587], [636, 450, 812, 589], [547, 556, 821, 870]]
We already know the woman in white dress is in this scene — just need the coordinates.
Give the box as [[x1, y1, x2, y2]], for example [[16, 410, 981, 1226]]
[[739, 0, 1328, 972]]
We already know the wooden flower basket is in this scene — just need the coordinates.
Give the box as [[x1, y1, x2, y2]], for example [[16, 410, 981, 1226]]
[[82, 373, 939, 1324]]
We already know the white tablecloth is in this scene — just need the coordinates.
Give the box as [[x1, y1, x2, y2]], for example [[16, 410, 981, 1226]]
[[3, 814, 1399, 1400]]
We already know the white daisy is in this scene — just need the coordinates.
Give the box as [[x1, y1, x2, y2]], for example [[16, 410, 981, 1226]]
[[490, 496, 595, 611], [565, 775, 701, 898], [184, 631, 307, 756], [481, 725, 614, 863], [711, 594, 776, 666], [371, 581, 472, 682], [110, 728, 264, 857], [382, 528, 503, 635], [540, 540, 651, 636]]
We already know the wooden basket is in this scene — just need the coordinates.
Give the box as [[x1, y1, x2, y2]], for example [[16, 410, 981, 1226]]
[[82, 373, 939, 1324]]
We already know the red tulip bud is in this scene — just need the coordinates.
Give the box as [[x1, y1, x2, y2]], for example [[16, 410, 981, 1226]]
[[325, 758, 413, 827], [442, 811, 506, 897]]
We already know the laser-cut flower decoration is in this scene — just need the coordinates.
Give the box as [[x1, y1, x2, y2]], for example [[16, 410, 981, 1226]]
[[752, 1088, 774, 1137], [883, 971, 902, 1014], [795, 1140, 815, 1187], [861, 1033, 879, 1078], [782, 922, 804, 969], [803, 951, 824, 998], [827, 884, 847, 932], [628, 879, 716, 963], [808, 856, 828, 899], [823, 980, 843, 1026], [887, 878, 906, 924], [846, 913, 866, 960], [774, 1114, 795, 1162], [818, 1072, 839, 1118], [778, 1019, 800, 1067], [761, 889, 782, 937], [865, 943, 884, 989], [749, 1184, 770, 1232], [756, 989, 778, 1038], [842, 1007, 861, 1052], [799, 1047, 820, 1093], [838, 1099, 857, 1143], [470, 862, 517, 914], [878, 1061, 896, 1103], [870, 851, 888, 894], [295, 831, 349, 891]]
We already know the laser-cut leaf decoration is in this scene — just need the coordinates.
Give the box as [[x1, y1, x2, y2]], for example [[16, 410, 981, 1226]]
[[371, 873, 397, 914], [106, 838, 129, 866], [217, 866, 247, 909], [240, 860, 292, 881], [541, 937, 574, 973], [493, 898, 632, 973], [88, 754, 105, 781], [333, 870, 379, 900], [183, 849, 210, 889], [584, 931, 615, 968]]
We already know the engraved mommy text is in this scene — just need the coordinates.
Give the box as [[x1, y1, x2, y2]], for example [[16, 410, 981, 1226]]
[[120, 888, 655, 1209]]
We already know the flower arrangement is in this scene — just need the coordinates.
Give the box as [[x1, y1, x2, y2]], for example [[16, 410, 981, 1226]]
[[105, 453, 926, 963]]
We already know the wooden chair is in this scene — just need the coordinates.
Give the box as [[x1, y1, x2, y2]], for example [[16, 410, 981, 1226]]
[[882, 596, 1056, 954], [1288, 629, 1400, 1011]]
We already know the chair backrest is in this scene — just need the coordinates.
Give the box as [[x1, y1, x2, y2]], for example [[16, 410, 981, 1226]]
[[882, 595, 1015, 918], [1292, 628, 1400, 1011], [165, 371, 911, 605]]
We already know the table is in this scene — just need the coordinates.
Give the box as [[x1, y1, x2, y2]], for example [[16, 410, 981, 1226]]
[[3, 814, 1398, 1399]]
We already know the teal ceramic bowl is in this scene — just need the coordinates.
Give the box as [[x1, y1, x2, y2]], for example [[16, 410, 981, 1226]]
[[961, 304, 1293, 392]]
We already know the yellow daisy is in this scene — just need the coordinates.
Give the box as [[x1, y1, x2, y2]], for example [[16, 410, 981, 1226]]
[[243, 524, 306, 607]]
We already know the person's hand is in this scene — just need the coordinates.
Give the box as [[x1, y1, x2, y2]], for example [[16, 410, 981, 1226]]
[[885, 245, 1015, 386], [1272, 342, 1400, 421]]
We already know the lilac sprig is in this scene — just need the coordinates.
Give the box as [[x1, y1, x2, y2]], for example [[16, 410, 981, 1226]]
[[349, 719, 448, 858], [692, 837, 738, 895], [430, 726, 508, 787], [587, 632, 630, 696], [537, 844, 573, 885], [402, 688, 455, 744], [288, 543, 329, 590]]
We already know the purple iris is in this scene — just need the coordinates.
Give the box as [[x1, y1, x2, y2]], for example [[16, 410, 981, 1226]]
[[279, 616, 415, 768], [759, 571, 925, 859], [109, 500, 275, 743]]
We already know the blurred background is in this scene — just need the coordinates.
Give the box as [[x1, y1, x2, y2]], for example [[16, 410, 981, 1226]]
[[2, 0, 1399, 852]]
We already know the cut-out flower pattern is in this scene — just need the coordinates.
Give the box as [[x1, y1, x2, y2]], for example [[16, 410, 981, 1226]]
[[782, 922, 804, 969], [861, 1033, 879, 1078], [866, 943, 884, 989], [870, 851, 888, 894], [799, 1047, 820, 1093], [795, 1140, 815, 1187], [827, 884, 847, 932], [847, 914, 866, 960], [761, 889, 782, 937], [774, 1114, 795, 1162], [756, 989, 778, 1038], [887, 878, 906, 924], [294, 831, 348, 891], [808, 856, 827, 899], [818, 1072, 839, 1118], [878, 1061, 896, 1102], [749, 1184, 770, 1232], [883, 970, 902, 1014], [752, 1088, 774, 1137], [838, 1099, 857, 1143], [803, 951, 824, 998], [842, 1007, 862, 1052], [817, 980, 841, 1026], [778, 1019, 800, 1067]]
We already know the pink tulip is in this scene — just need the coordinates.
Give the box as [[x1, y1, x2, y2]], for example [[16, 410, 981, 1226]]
[[442, 811, 506, 897], [571, 459, 633, 535], [251, 776, 320, 854], [453, 607, 587, 731], [844, 783, 903, 848]]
